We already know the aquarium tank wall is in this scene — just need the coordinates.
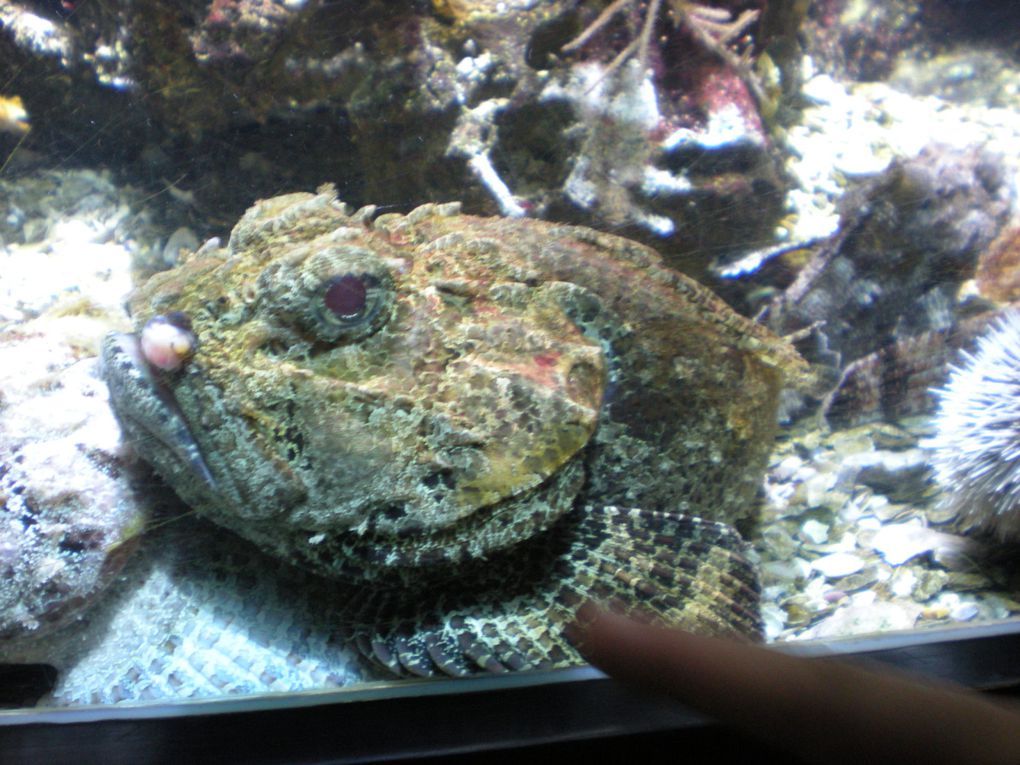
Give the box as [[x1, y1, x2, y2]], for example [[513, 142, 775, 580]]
[[1, 0, 1019, 727]]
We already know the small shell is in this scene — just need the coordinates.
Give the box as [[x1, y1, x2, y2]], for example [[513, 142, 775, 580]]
[[140, 313, 196, 372]]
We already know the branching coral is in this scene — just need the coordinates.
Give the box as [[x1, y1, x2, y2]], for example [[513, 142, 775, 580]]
[[562, 0, 764, 101]]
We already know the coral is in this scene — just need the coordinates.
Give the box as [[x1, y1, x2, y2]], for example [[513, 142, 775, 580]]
[[925, 310, 1020, 540], [0, 0, 785, 265], [561, 0, 764, 101], [530, 0, 786, 253], [800, 0, 925, 82], [190, 0, 293, 64]]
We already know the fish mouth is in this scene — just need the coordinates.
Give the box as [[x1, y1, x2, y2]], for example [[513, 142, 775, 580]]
[[283, 456, 587, 584], [100, 332, 218, 493]]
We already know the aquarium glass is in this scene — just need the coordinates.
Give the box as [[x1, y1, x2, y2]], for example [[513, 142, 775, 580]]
[[1, 0, 1019, 711]]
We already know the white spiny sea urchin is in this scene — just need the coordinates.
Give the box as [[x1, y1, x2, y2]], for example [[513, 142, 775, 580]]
[[925, 310, 1020, 540]]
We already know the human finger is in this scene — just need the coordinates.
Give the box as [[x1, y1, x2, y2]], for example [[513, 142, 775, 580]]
[[571, 603, 1020, 765]]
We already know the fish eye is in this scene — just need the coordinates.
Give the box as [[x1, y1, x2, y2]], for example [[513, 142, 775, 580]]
[[312, 270, 390, 341], [257, 245, 395, 344], [324, 273, 369, 321]]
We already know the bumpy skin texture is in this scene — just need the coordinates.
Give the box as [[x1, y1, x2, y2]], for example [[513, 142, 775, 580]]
[[0, 507, 758, 703], [100, 186, 804, 679]]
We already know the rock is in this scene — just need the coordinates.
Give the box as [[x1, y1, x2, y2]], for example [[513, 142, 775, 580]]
[[761, 602, 788, 641], [772, 454, 804, 481], [889, 568, 917, 598], [862, 496, 914, 523], [828, 426, 875, 456], [764, 145, 1012, 375], [926, 499, 964, 526], [869, 521, 939, 566], [950, 602, 979, 622], [869, 423, 918, 450], [0, 0, 795, 277], [761, 557, 812, 587], [945, 572, 993, 592], [910, 569, 949, 601], [753, 403, 1017, 646], [921, 605, 951, 621], [846, 448, 930, 502], [832, 566, 880, 593], [0, 316, 150, 644], [800, 470, 838, 508], [783, 599, 814, 630], [800, 0, 924, 82], [891, 49, 1020, 109], [822, 312, 1007, 429], [0, 170, 159, 645], [161, 227, 200, 270], [976, 225, 1020, 303], [802, 598, 922, 640], [800, 519, 830, 545], [811, 552, 865, 579]]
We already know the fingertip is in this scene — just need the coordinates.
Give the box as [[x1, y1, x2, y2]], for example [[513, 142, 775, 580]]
[[563, 600, 602, 653]]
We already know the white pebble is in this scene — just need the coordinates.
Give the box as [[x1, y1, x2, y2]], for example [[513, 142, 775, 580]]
[[890, 569, 918, 598], [950, 602, 980, 622], [870, 522, 937, 566], [800, 519, 830, 544], [762, 603, 787, 640], [811, 552, 865, 579]]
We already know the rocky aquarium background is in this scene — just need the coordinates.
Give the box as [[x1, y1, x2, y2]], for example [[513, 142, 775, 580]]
[[2, 0, 1020, 706]]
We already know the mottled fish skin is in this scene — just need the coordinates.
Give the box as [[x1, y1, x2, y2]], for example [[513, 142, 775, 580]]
[[2, 505, 759, 705], [105, 189, 805, 578], [0, 515, 368, 705], [81, 187, 805, 702]]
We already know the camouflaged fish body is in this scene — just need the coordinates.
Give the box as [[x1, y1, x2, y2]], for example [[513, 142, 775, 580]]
[[98, 186, 804, 683]]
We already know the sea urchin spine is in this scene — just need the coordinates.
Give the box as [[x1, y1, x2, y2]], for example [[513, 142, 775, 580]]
[[925, 310, 1020, 540]]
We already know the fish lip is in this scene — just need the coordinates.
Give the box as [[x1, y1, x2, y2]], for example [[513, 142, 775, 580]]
[[329, 455, 586, 582], [100, 331, 218, 492]]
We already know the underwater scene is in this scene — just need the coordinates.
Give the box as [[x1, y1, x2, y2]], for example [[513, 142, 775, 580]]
[[1, 0, 1019, 709]]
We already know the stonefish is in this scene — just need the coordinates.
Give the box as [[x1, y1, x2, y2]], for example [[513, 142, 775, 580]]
[[91, 186, 803, 694]]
